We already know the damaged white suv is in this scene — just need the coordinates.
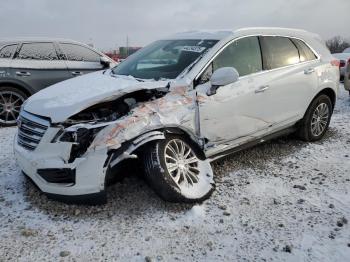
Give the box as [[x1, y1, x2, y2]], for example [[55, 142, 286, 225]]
[[14, 28, 339, 204]]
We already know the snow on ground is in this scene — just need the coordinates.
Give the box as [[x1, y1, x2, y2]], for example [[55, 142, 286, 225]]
[[0, 87, 350, 262]]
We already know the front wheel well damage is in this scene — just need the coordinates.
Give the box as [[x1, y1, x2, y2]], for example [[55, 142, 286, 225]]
[[104, 128, 206, 182], [107, 127, 205, 163], [142, 127, 206, 160], [161, 128, 206, 160]]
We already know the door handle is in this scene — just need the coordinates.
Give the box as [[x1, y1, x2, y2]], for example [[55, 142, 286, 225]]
[[255, 85, 269, 93], [72, 71, 83, 76], [16, 71, 31, 77], [304, 68, 315, 75]]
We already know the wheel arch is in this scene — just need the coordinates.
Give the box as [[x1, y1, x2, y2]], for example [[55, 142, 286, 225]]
[[315, 88, 336, 111], [297, 88, 334, 142], [105, 126, 205, 170], [302, 87, 336, 119], [0, 80, 34, 97], [161, 126, 206, 160]]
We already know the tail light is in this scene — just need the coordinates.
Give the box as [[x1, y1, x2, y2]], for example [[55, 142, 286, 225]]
[[331, 60, 340, 67], [339, 60, 346, 67], [348, 58, 350, 64]]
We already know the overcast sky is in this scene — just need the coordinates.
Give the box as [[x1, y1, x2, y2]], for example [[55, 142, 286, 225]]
[[0, 0, 349, 50]]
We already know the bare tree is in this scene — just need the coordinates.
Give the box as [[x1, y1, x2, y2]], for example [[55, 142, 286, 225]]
[[326, 36, 350, 53]]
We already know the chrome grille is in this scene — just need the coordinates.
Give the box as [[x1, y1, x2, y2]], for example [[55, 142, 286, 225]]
[[17, 111, 49, 151]]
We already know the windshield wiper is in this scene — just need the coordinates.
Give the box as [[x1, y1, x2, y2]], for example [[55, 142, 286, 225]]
[[110, 72, 146, 82]]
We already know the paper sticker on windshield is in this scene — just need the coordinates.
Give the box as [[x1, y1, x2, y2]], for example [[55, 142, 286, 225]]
[[182, 46, 206, 53]]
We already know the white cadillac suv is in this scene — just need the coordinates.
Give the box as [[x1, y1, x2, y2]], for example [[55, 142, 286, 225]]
[[14, 28, 339, 204]]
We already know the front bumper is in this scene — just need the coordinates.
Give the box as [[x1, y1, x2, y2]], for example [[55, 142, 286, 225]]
[[14, 128, 109, 200]]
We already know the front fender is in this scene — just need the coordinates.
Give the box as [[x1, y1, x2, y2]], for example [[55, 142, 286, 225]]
[[108, 130, 166, 168], [89, 86, 198, 152]]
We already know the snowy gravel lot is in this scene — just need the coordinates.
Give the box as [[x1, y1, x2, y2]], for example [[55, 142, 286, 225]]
[[1, 87, 350, 262]]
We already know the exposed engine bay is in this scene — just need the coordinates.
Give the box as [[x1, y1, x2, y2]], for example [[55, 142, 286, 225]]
[[64, 88, 169, 125], [54, 87, 171, 162]]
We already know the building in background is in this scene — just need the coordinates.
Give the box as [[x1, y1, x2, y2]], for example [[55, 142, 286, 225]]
[[119, 46, 142, 58], [104, 46, 142, 62], [104, 49, 120, 62]]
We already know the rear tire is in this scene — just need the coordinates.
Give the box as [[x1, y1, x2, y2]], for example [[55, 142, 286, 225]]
[[143, 135, 215, 203], [0, 86, 27, 127], [297, 94, 332, 142]]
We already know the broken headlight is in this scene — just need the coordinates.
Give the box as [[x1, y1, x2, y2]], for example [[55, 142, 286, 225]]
[[59, 127, 91, 143], [53, 126, 104, 162]]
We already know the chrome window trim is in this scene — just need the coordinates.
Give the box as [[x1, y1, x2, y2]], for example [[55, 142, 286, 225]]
[[194, 34, 321, 83]]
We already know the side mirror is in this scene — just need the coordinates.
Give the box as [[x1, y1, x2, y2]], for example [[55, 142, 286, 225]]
[[207, 67, 239, 96], [100, 56, 111, 68]]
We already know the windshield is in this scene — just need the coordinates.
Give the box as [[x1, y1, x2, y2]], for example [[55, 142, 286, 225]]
[[112, 39, 218, 80]]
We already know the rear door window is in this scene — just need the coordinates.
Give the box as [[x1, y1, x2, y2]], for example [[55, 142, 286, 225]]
[[213, 36, 263, 76], [291, 38, 317, 62], [60, 43, 101, 62], [260, 36, 300, 70], [17, 43, 59, 60], [0, 44, 17, 59]]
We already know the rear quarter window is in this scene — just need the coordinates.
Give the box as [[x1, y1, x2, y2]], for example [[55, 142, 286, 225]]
[[291, 38, 317, 62], [0, 44, 17, 59], [60, 43, 101, 62]]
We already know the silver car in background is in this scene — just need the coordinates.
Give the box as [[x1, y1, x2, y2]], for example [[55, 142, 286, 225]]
[[0, 38, 115, 126], [343, 47, 350, 53], [332, 53, 350, 81], [345, 62, 350, 93]]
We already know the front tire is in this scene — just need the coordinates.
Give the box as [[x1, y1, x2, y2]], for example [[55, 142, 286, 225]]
[[297, 94, 332, 142], [143, 135, 215, 203], [0, 86, 27, 127]]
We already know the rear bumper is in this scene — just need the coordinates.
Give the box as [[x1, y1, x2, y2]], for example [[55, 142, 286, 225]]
[[344, 72, 350, 91], [340, 67, 345, 77]]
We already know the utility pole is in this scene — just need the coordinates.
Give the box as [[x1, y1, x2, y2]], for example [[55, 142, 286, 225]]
[[126, 35, 129, 57]]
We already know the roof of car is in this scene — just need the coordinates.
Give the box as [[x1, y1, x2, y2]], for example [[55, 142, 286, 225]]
[[167, 27, 320, 41], [343, 47, 350, 53], [0, 37, 84, 45], [333, 53, 350, 59]]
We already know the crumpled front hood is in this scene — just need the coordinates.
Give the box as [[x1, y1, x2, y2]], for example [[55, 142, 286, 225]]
[[24, 70, 170, 123]]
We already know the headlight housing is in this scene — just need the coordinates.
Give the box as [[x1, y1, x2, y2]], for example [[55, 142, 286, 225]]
[[59, 127, 91, 143], [53, 126, 105, 162]]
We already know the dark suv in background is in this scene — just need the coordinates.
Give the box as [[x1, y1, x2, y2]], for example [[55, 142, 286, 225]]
[[0, 38, 115, 126]]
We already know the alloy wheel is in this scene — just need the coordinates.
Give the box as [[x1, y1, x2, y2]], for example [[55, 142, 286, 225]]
[[310, 103, 329, 136], [0, 91, 24, 125], [164, 139, 200, 188]]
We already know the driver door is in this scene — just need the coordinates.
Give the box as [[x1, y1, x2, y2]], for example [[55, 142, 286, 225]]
[[196, 36, 271, 151]]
